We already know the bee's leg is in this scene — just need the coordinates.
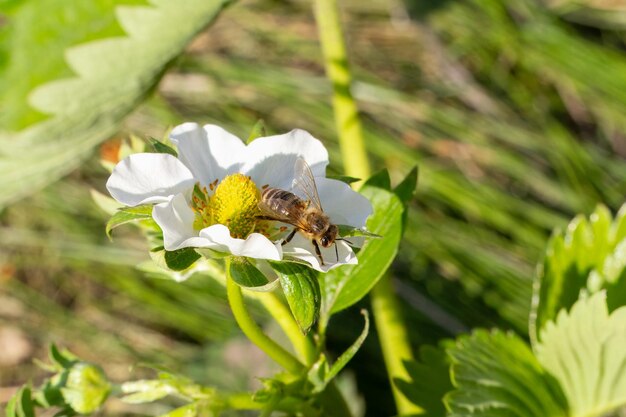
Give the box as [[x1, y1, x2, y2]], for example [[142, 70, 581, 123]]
[[281, 228, 297, 246], [335, 243, 339, 262], [313, 240, 325, 266]]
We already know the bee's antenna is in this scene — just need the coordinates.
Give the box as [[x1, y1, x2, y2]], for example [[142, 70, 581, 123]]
[[335, 242, 339, 262], [336, 237, 354, 246]]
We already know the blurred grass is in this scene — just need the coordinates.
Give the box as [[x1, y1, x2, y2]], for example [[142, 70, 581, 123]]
[[2, 0, 626, 415]]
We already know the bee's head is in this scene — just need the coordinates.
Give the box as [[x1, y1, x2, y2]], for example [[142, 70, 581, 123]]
[[319, 224, 338, 248]]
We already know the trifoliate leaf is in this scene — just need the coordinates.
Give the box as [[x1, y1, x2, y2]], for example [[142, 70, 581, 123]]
[[531, 204, 626, 344], [0, 0, 230, 209], [445, 329, 568, 417], [536, 292, 626, 417], [270, 261, 321, 334], [320, 183, 403, 322]]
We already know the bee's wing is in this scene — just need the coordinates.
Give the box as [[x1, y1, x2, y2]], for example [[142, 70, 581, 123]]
[[292, 157, 323, 210], [257, 198, 309, 230]]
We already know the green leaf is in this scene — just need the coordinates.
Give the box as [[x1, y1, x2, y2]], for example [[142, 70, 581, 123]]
[[531, 204, 626, 343], [536, 292, 626, 417], [61, 363, 111, 414], [394, 342, 453, 417], [5, 386, 35, 417], [121, 380, 174, 404], [393, 166, 419, 207], [229, 257, 273, 289], [105, 205, 153, 238], [326, 175, 361, 185], [308, 310, 369, 393], [445, 330, 568, 417], [48, 344, 78, 370], [337, 225, 382, 239], [363, 169, 391, 190], [246, 119, 266, 144], [149, 137, 178, 157], [270, 261, 321, 334], [159, 403, 198, 417], [0, 0, 230, 209], [320, 184, 403, 321], [164, 248, 201, 272]]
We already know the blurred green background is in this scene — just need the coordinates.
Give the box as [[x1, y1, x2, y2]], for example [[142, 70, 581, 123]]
[[2, 0, 626, 415]]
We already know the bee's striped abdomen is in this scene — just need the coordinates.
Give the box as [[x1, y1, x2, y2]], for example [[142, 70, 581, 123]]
[[261, 188, 306, 218]]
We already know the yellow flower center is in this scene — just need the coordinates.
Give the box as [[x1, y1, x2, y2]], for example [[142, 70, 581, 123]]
[[192, 174, 261, 239]]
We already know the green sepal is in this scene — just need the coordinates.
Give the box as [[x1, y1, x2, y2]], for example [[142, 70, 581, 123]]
[[326, 175, 361, 185], [393, 166, 418, 206], [363, 169, 391, 190], [158, 403, 199, 417], [149, 137, 178, 157], [154, 247, 202, 272], [49, 344, 78, 370], [247, 119, 266, 144], [60, 363, 111, 414], [6, 386, 35, 417], [229, 257, 276, 291], [105, 205, 153, 239], [269, 261, 321, 334], [337, 225, 382, 239]]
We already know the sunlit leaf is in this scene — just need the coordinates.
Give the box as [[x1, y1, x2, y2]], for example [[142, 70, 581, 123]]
[[149, 137, 178, 157], [531, 204, 626, 343], [536, 292, 626, 417], [246, 119, 266, 144], [320, 182, 403, 322], [445, 330, 568, 417], [0, 0, 230, 209]]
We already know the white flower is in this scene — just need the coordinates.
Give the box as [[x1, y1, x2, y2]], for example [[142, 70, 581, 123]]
[[106, 123, 372, 272]]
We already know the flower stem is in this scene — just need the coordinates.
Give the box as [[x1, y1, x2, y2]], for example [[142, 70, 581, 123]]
[[253, 291, 318, 366], [314, 0, 370, 184], [225, 258, 304, 375], [314, 1, 420, 414]]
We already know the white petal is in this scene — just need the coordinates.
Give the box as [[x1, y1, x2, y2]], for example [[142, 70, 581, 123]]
[[152, 194, 216, 251], [106, 153, 195, 206], [170, 123, 246, 186], [283, 233, 357, 273], [242, 129, 329, 190], [316, 178, 372, 227], [199, 225, 283, 260]]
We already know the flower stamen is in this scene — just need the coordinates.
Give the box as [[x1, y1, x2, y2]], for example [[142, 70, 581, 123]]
[[191, 174, 262, 239]]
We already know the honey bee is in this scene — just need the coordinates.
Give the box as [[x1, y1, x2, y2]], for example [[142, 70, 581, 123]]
[[257, 157, 346, 266]]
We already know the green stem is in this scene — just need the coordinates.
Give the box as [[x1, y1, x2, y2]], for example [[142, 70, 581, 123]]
[[371, 275, 421, 414], [314, 0, 370, 184], [225, 258, 304, 374], [314, 1, 420, 414], [253, 291, 318, 366]]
